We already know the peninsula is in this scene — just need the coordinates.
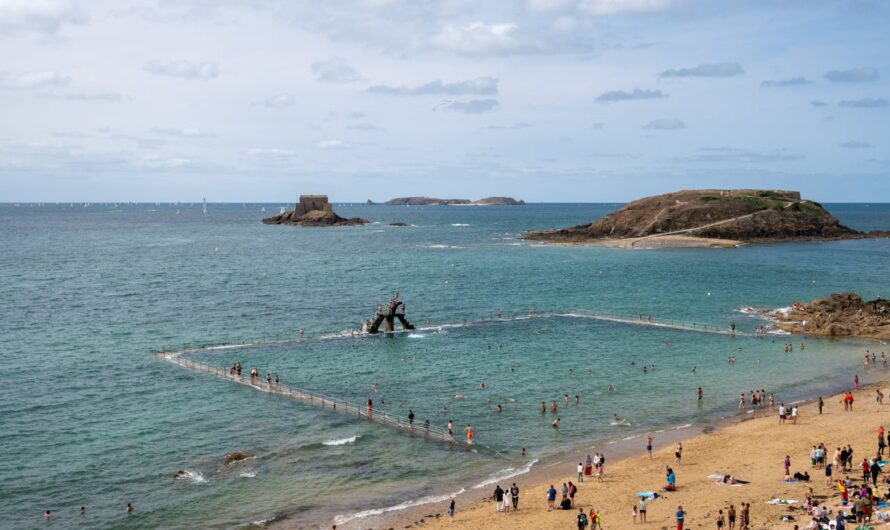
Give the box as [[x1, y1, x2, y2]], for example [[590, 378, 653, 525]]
[[369, 196, 525, 206], [262, 195, 369, 227], [525, 189, 888, 248], [768, 292, 890, 340]]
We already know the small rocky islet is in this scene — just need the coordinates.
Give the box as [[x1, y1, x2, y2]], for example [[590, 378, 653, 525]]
[[525, 189, 890, 248]]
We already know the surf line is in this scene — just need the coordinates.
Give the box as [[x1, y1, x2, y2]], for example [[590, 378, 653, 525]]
[[155, 349, 462, 445], [156, 311, 747, 358]]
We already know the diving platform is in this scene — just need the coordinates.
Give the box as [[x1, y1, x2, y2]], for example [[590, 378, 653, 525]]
[[365, 291, 415, 334]]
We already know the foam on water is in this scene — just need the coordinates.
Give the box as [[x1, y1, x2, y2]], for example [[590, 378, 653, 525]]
[[175, 470, 208, 484], [322, 435, 360, 446], [334, 487, 467, 525], [470, 459, 539, 489]]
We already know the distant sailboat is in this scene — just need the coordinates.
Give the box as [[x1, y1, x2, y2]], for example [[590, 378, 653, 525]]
[[202, 198, 208, 215]]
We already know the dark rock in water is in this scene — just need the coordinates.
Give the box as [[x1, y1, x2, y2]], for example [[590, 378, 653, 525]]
[[770, 292, 890, 340], [389, 221, 410, 227], [224, 452, 249, 465], [262, 209, 369, 227]]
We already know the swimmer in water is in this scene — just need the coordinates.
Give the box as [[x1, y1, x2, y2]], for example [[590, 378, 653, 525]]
[[575, 395, 580, 404], [608, 384, 614, 393], [564, 394, 570, 404], [692, 366, 696, 374], [552, 417, 560, 428], [540, 401, 546, 413], [496, 403, 503, 412]]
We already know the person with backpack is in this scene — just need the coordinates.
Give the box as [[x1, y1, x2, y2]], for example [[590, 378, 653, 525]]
[[578, 508, 589, 529]]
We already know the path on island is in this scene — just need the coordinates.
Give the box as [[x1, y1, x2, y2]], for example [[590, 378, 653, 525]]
[[628, 199, 800, 248]]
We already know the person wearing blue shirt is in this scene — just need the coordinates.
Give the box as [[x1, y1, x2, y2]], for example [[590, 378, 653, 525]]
[[676, 505, 687, 530]]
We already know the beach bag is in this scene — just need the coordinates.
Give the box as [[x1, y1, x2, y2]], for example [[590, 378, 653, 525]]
[[579, 513, 589, 526]]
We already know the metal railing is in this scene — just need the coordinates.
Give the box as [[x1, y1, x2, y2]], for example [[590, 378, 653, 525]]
[[155, 351, 458, 444]]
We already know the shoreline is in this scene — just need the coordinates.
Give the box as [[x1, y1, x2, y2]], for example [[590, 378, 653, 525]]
[[527, 233, 890, 250], [321, 352, 887, 530]]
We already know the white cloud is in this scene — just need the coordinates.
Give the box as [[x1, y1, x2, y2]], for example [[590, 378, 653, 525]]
[[369, 77, 498, 96], [596, 88, 667, 102], [317, 139, 351, 150], [578, 0, 675, 16], [0, 0, 85, 34], [0, 70, 68, 90], [39, 88, 123, 101], [144, 61, 219, 80], [824, 67, 878, 83], [447, 99, 498, 113], [659, 62, 744, 78], [526, 0, 572, 12], [840, 140, 872, 149], [246, 148, 296, 158], [262, 93, 294, 108], [310, 58, 364, 83], [432, 21, 522, 54], [643, 118, 684, 130], [151, 127, 213, 138]]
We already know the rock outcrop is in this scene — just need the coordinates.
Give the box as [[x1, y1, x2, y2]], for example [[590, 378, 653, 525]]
[[224, 452, 250, 466], [262, 194, 369, 226], [769, 293, 890, 340], [262, 209, 369, 226], [526, 189, 888, 246]]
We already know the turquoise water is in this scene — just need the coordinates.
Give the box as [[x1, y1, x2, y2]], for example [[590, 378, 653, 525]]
[[1, 202, 889, 529]]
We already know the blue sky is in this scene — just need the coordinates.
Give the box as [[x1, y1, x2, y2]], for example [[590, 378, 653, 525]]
[[0, 0, 888, 202]]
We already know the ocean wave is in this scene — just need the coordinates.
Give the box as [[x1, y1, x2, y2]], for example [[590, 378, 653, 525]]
[[471, 459, 538, 490], [334, 487, 467, 526], [767, 329, 791, 335], [774, 306, 791, 316], [240, 472, 256, 478], [175, 470, 207, 484], [450, 223, 470, 227], [407, 333, 425, 339], [420, 244, 464, 249], [323, 435, 360, 446]]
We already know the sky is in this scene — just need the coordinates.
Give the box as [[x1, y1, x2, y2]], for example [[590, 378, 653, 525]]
[[0, 0, 888, 202]]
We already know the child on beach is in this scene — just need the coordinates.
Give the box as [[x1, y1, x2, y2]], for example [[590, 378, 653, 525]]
[[632, 505, 638, 524]]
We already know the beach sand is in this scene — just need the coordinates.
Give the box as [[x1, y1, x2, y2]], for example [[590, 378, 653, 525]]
[[390, 382, 888, 530]]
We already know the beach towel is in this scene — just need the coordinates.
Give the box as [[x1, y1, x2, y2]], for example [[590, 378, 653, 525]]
[[768, 498, 798, 505], [782, 479, 800, 484], [707, 474, 724, 480], [636, 491, 657, 499]]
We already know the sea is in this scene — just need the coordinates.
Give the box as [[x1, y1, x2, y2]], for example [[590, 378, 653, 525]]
[[1, 202, 889, 530]]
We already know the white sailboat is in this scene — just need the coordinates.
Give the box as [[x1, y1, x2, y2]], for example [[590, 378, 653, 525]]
[[202, 197, 208, 215]]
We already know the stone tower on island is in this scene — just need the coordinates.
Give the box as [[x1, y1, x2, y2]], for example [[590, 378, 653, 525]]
[[293, 195, 333, 216]]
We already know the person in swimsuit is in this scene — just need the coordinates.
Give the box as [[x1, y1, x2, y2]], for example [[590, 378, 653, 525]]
[[675, 442, 683, 465], [646, 435, 654, 459], [465, 424, 474, 444], [448, 498, 455, 522], [727, 505, 736, 530], [716, 509, 725, 530]]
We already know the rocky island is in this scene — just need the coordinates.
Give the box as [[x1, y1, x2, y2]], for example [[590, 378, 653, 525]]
[[369, 196, 525, 206], [262, 195, 369, 227], [767, 292, 890, 340], [526, 189, 888, 249]]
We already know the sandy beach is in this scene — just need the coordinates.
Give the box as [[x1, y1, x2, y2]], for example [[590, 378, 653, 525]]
[[381, 378, 889, 530]]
